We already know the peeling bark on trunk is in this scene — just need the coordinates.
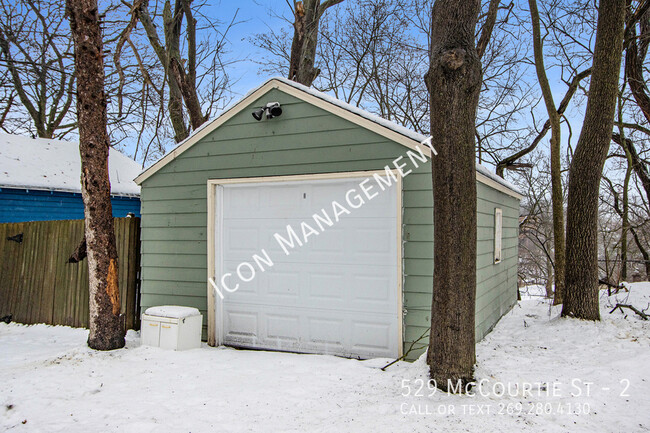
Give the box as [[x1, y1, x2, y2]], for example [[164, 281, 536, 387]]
[[562, 0, 625, 321], [425, 0, 482, 392], [67, 0, 125, 350]]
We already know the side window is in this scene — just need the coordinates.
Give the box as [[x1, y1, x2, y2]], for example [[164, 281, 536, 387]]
[[494, 208, 502, 264]]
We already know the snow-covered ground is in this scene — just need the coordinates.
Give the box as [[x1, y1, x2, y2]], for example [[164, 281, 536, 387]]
[[2, 284, 649, 432], [518, 283, 549, 299]]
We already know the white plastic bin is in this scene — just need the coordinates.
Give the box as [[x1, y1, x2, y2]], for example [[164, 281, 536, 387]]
[[141, 306, 202, 350]]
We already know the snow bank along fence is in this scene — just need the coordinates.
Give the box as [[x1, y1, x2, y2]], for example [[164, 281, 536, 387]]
[[0, 217, 141, 329]]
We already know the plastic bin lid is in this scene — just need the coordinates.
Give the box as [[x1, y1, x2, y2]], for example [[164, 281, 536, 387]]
[[144, 305, 201, 319]]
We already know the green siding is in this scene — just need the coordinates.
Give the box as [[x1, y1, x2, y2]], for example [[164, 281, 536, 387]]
[[399, 169, 519, 360], [139, 87, 519, 356]]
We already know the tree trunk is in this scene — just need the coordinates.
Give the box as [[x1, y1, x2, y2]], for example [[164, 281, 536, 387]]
[[168, 81, 189, 143], [624, 3, 650, 121], [638, 235, 650, 280], [622, 3, 650, 202], [562, 0, 625, 321], [425, 0, 482, 392], [628, 226, 650, 280], [67, 0, 125, 350], [619, 96, 631, 281], [166, 0, 205, 132], [529, 0, 565, 305], [136, 0, 206, 143], [545, 257, 554, 298], [288, 0, 343, 87]]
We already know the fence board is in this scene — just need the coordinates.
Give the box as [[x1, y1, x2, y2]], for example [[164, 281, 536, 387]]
[[0, 217, 140, 329]]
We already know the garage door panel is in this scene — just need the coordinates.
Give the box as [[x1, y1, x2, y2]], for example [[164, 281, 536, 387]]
[[352, 275, 392, 303], [223, 261, 396, 313], [218, 176, 399, 359], [304, 226, 346, 255], [224, 179, 397, 220], [225, 227, 260, 254], [267, 314, 300, 342], [308, 317, 345, 345], [307, 272, 346, 301], [223, 303, 397, 358], [351, 321, 392, 350], [222, 220, 396, 266], [355, 228, 393, 254], [226, 184, 308, 219], [223, 187, 261, 214], [266, 271, 301, 298], [224, 310, 258, 339], [221, 261, 258, 295]]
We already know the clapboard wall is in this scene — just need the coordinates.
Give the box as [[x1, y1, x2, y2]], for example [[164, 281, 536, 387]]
[[138, 87, 520, 359], [0, 187, 140, 223]]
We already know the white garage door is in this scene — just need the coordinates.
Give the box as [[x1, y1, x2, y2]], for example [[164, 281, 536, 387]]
[[215, 174, 400, 359]]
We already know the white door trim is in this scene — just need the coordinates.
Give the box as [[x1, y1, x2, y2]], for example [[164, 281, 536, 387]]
[[206, 170, 403, 357]]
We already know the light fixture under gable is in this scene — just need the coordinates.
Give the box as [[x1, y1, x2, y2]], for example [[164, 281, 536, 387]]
[[252, 102, 282, 121]]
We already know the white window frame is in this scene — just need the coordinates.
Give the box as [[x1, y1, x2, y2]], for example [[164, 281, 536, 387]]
[[494, 208, 503, 264]]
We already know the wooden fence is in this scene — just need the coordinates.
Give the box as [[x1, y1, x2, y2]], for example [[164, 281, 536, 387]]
[[0, 217, 140, 329]]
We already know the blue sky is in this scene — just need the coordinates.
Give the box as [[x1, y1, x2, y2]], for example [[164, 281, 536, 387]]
[[213, 0, 288, 97], [132, 0, 595, 179], [202, 0, 585, 135]]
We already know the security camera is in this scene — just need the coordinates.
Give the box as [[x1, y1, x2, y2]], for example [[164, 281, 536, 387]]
[[265, 102, 282, 119], [251, 102, 282, 121]]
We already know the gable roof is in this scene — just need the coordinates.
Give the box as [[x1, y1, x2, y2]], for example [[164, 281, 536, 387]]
[[0, 134, 141, 196], [135, 77, 522, 199]]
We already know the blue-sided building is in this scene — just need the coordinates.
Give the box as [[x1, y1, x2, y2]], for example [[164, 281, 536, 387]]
[[0, 134, 141, 223]]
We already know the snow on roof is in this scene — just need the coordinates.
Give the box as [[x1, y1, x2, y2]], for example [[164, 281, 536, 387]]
[[138, 77, 522, 197], [265, 78, 524, 198], [0, 134, 141, 196], [251, 77, 429, 144]]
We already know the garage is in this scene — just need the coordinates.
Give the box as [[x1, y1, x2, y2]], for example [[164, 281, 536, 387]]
[[135, 77, 522, 361], [212, 173, 401, 359]]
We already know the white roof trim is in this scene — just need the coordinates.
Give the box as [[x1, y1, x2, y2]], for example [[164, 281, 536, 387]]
[[476, 170, 523, 200], [134, 81, 280, 184], [135, 77, 523, 200]]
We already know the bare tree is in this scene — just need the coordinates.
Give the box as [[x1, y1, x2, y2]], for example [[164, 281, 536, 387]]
[[0, 0, 75, 138], [0, 0, 235, 162], [0, 0, 171, 160], [528, 0, 566, 304], [67, 0, 125, 350], [132, 0, 234, 143], [517, 158, 557, 295], [615, 94, 633, 280], [425, 0, 482, 392], [562, 0, 626, 321], [495, 67, 592, 177]]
